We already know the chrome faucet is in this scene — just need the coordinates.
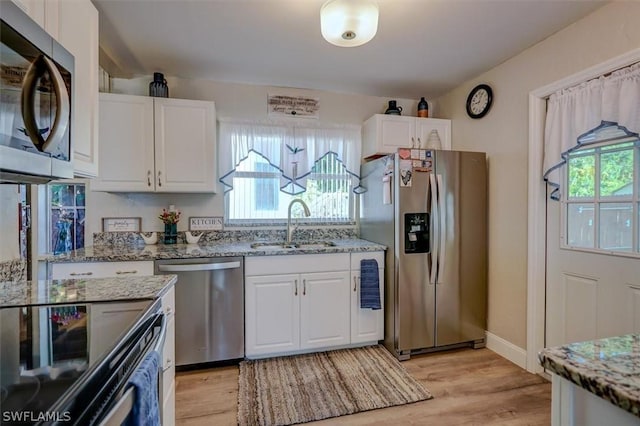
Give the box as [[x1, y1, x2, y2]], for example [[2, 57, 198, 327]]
[[286, 199, 311, 246]]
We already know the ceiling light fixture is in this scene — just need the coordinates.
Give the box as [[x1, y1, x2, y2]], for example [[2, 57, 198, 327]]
[[320, 0, 379, 47]]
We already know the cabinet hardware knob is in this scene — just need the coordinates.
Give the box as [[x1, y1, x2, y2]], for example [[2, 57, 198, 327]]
[[115, 270, 137, 275], [147, 170, 151, 186], [158, 171, 162, 187], [303, 279, 306, 296], [294, 279, 298, 296], [69, 272, 93, 276], [353, 276, 357, 292]]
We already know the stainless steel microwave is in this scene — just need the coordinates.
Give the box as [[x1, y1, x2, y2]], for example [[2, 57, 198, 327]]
[[0, 1, 74, 184]]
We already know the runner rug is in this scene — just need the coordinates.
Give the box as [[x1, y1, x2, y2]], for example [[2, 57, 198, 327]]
[[238, 345, 432, 426]]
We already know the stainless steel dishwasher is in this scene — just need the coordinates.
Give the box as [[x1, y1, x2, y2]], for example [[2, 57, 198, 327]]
[[155, 257, 244, 366]]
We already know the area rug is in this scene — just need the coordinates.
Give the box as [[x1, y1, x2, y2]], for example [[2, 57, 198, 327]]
[[238, 345, 432, 426]]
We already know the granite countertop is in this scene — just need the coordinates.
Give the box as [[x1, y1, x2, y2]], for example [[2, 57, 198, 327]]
[[539, 334, 640, 417], [42, 238, 386, 263], [0, 274, 177, 308]]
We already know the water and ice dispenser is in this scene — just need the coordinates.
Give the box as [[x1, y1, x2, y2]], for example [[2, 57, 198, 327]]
[[404, 212, 430, 253]]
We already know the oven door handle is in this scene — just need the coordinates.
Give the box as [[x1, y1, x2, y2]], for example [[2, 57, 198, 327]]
[[98, 312, 166, 426], [21, 54, 70, 152]]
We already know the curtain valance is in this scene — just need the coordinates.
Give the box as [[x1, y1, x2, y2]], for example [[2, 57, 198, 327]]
[[543, 62, 640, 199], [218, 120, 363, 194]]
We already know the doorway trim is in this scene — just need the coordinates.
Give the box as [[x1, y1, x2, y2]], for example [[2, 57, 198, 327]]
[[526, 48, 640, 373]]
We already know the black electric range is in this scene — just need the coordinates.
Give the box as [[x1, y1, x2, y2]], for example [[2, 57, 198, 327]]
[[0, 300, 158, 425]]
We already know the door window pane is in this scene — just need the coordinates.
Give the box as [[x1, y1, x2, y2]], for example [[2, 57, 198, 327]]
[[599, 203, 633, 252], [567, 203, 594, 248], [600, 149, 634, 197], [568, 154, 595, 198]]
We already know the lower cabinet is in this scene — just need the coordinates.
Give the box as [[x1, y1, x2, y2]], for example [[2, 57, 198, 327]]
[[245, 252, 384, 358], [350, 252, 385, 344]]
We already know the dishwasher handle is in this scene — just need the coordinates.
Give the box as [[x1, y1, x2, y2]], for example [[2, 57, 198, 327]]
[[157, 261, 241, 273]]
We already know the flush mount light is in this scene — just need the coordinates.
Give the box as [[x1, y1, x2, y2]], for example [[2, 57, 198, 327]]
[[320, 0, 379, 47]]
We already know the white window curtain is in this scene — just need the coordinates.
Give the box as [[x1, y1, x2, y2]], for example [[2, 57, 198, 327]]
[[543, 62, 640, 199], [218, 119, 363, 194]]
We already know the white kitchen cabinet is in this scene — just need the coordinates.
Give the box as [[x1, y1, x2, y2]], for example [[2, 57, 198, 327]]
[[362, 114, 451, 159], [92, 94, 217, 193], [350, 252, 385, 344], [57, 0, 99, 177], [245, 273, 300, 355], [88, 300, 149, 363], [49, 260, 154, 279], [245, 254, 351, 357], [161, 286, 176, 426]]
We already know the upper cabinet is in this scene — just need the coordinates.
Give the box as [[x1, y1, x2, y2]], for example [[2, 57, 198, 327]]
[[10, 0, 100, 177], [362, 114, 451, 159], [92, 94, 217, 193], [58, 0, 99, 177]]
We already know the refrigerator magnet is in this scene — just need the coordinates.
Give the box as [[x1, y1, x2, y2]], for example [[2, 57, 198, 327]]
[[399, 160, 413, 187]]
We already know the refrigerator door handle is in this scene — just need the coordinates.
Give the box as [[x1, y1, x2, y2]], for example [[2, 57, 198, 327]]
[[437, 174, 446, 284], [429, 174, 439, 285]]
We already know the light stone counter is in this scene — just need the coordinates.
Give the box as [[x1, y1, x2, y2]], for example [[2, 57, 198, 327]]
[[539, 334, 640, 424], [0, 274, 177, 308], [42, 238, 386, 263]]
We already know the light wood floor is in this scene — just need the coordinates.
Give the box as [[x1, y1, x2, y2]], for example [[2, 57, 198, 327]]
[[175, 348, 551, 425]]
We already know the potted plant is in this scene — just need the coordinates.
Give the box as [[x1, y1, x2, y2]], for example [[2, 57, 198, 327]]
[[158, 208, 181, 244]]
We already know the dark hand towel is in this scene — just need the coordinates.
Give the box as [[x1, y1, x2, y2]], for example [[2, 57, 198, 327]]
[[125, 350, 161, 426], [360, 259, 381, 310]]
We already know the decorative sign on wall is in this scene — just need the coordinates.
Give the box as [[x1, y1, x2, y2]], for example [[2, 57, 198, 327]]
[[102, 217, 142, 232], [189, 216, 223, 231], [268, 94, 319, 118]]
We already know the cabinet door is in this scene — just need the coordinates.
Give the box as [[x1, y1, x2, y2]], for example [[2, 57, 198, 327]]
[[300, 271, 350, 350], [57, 0, 99, 177], [350, 270, 384, 344], [154, 98, 217, 193], [363, 114, 416, 159], [89, 300, 149, 362], [245, 274, 300, 357], [92, 94, 155, 192], [416, 118, 452, 150]]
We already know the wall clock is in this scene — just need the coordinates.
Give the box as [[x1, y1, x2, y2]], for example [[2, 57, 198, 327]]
[[466, 84, 493, 119]]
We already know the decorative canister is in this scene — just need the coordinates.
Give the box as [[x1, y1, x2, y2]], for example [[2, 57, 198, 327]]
[[385, 100, 403, 115], [149, 72, 169, 98], [417, 97, 429, 118]]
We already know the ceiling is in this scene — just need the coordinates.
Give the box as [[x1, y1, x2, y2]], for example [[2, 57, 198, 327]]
[[94, 0, 607, 100]]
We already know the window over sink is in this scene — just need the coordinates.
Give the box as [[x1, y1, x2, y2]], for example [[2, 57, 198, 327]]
[[219, 120, 362, 225]]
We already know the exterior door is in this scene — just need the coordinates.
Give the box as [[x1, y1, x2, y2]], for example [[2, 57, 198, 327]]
[[545, 136, 639, 348]]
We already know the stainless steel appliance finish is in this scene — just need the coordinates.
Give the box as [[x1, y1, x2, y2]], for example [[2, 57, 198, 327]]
[[155, 257, 244, 366], [0, 1, 74, 184], [0, 299, 165, 425], [360, 150, 487, 360]]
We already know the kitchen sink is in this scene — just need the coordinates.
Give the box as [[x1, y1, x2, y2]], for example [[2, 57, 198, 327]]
[[250, 241, 336, 250]]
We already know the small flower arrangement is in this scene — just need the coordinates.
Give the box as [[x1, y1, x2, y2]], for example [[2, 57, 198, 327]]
[[158, 209, 181, 224]]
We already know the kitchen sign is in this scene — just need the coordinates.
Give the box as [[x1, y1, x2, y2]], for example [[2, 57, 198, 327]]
[[102, 217, 142, 232], [268, 94, 319, 118], [189, 216, 223, 231]]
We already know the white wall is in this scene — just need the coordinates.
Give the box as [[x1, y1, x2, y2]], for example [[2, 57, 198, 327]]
[[0, 186, 20, 261], [87, 78, 424, 236], [434, 2, 640, 350]]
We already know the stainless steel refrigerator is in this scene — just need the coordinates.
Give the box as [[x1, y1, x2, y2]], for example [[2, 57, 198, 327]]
[[359, 149, 487, 360]]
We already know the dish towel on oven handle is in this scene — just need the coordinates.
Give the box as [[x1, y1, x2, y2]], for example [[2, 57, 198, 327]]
[[125, 350, 161, 426], [360, 259, 381, 310]]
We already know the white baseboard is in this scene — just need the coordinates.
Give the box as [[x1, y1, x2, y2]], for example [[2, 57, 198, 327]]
[[485, 331, 527, 370]]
